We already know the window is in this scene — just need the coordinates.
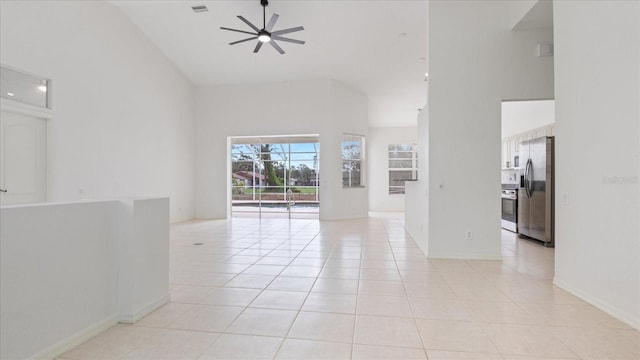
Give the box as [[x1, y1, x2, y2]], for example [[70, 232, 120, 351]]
[[388, 144, 418, 194], [342, 134, 365, 187], [1, 66, 51, 109], [230, 136, 320, 218]]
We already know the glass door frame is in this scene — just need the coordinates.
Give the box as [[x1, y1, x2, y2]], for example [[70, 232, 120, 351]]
[[228, 134, 320, 219]]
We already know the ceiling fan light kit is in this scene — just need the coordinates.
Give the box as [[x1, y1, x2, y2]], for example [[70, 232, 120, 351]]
[[220, 0, 305, 54], [258, 31, 271, 43]]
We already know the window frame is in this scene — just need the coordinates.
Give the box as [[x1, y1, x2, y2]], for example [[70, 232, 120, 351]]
[[341, 133, 366, 188], [388, 144, 418, 195]]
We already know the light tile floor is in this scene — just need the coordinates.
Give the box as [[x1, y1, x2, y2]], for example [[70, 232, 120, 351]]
[[61, 216, 639, 359]]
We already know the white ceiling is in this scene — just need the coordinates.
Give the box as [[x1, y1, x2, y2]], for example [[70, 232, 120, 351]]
[[110, 0, 428, 127]]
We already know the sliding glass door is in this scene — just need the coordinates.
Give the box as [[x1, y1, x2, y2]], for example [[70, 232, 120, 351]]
[[231, 135, 319, 218]]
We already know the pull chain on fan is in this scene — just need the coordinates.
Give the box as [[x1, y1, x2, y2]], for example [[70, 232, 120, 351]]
[[220, 0, 305, 54]]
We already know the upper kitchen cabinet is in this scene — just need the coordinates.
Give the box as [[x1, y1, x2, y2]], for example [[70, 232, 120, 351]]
[[501, 99, 555, 170]]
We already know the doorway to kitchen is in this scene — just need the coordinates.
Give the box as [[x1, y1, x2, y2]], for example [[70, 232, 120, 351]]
[[230, 135, 320, 219], [501, 100, 556, 249]]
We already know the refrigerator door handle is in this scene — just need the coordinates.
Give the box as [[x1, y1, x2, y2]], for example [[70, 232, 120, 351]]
[[523, 160, 527, 197], [524, 159, 530, 198], [527, 159, 532, 198], [528, 159, 534, 197]]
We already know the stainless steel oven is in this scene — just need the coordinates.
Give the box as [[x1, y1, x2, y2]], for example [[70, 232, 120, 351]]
[[501, 189, 517, 232]]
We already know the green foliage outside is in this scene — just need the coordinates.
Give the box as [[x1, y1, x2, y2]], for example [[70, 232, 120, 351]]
[[231, 143, 319, 195], [231, 187, 317, 195], [260, 144, 284, 192], [232, 179, 245, 195]]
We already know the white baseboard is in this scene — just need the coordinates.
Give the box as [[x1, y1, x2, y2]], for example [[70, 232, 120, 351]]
[[404, 227, 419, 246], [428, 253, 503, 261], [28, 314, 119, 360], [553, 276, 640, 330], [119, 294, 170, 324], [26, 294, 169, 359]]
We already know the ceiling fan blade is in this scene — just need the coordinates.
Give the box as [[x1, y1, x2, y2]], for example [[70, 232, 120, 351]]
[[220, 27, 258, 36], [271, 26, 304, 36], [265, 13, 280, 32], [237, 15, 261, 33], [272, 36, 305, 45], [230, 36, 258, 45], [269, 40, 285, 55], [254, 41, 264, 53]]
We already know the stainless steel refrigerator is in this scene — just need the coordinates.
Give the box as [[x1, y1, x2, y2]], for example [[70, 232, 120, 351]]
[[518, 136, 554, 247]]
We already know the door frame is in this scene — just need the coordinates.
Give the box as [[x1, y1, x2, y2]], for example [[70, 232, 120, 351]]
[[227, 134, 320, 219]]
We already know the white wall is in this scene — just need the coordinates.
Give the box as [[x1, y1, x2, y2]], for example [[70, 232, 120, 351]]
[[327, 81, 370, 219], [1, 201, 118, 360], [0, 1, 196, 222], [426, 1, 554, 259], [368, 126, 418, 212], [502, 99, 555, 138], [195, 79, 369, 221], [0, 199, 169, 359], [118, 198, 170, 324], [553, 0, 640, 329], [404, 108, 429, 254], [509, 0, 538, 30], [195, 80, 325, 219]]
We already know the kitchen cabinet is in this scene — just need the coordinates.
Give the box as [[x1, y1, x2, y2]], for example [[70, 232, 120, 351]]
[[502, 123, 554, 169], [509, 138, 518, 165]]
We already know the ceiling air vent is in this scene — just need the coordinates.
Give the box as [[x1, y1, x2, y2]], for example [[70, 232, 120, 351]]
[[191, 5, 208, 13]]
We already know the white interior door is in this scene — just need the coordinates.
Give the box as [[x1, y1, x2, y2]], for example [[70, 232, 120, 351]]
[[0, 111, 47, 205]]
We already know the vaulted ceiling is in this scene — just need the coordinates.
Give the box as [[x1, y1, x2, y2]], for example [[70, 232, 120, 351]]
[[111, 0, 429, 127]]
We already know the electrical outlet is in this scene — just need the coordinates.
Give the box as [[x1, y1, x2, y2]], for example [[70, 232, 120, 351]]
[[465, 231, 473, 240]]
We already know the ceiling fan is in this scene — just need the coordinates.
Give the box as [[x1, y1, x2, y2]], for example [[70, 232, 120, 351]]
[[220, 0, 305, 55]]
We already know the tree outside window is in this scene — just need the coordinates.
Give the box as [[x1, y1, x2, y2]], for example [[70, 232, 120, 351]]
[[342, 134, 365, 187]]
